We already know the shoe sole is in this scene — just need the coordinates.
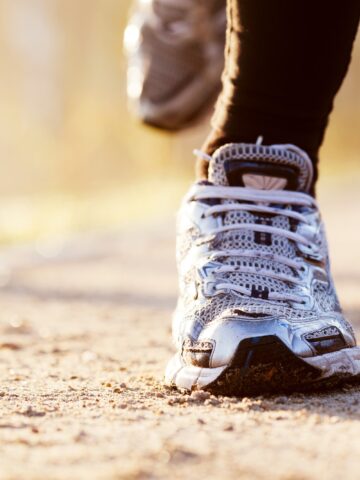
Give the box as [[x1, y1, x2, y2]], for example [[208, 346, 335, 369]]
[[165, 335, 360, 396]]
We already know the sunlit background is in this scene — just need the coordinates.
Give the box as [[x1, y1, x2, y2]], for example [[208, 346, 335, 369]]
[[0, 0, 359, 244]]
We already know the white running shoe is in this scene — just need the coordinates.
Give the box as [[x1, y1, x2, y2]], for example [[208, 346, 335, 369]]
[[123, 0, 226, 130], [165, 141, 360, 395]]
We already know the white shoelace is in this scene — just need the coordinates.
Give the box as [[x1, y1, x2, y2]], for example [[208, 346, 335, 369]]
[[188, 183, 321, 305]]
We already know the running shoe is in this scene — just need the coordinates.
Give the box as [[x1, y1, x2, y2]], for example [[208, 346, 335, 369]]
[[123, 0, 226, 130], [165, 141, 360, 395]]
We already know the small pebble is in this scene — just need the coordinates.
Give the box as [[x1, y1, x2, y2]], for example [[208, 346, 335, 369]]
[[223, 423, 234, 432], [190, 390, 210, 402]]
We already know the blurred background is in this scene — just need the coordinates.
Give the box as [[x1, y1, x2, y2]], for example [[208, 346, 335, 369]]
[[0, 0, 359, 245]]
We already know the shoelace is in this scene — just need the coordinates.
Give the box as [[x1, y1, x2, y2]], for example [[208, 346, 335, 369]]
[[187, 183, 322, 305]]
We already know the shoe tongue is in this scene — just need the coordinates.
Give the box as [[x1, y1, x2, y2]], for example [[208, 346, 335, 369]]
[[208, 143, 313, 193]]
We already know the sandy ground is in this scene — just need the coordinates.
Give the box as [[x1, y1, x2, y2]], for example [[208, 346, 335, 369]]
[[0, 178, 360, 480]]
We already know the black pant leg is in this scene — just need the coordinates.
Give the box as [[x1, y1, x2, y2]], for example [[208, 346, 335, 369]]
[[199, 0, 360, 185]]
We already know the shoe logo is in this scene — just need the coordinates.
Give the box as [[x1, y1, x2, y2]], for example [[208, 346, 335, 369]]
[[182, 337, 214, 368], [242, 173, 287, 190], [305, 326, 341, 340], [304, 327, 346, 355]]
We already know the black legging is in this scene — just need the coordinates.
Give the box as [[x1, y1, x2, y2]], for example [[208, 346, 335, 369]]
[[200, 0, 360, 188]]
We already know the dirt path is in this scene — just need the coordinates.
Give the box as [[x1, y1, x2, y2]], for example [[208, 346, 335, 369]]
[[0, 179, 360, 480]]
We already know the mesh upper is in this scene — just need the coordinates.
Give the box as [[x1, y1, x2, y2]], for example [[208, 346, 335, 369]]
[[175, 143, 348, 342]]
